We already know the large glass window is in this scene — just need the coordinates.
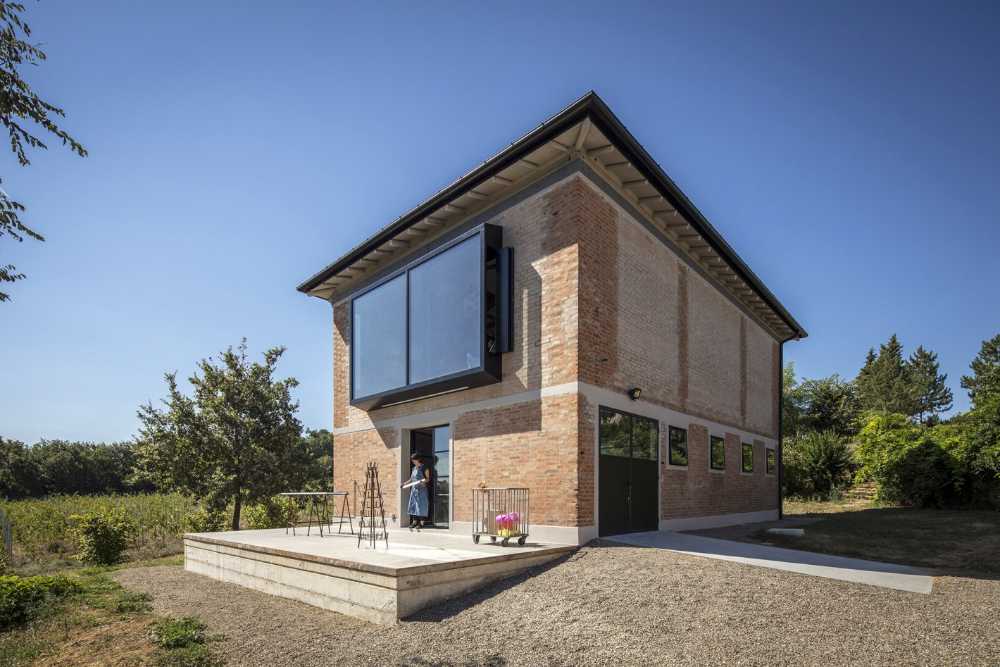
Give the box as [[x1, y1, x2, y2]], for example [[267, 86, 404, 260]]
[[408, 235, 481, 383], [766, 448, 776, 475], [352, 274, 406, 398], [350, 226, 503, 408]]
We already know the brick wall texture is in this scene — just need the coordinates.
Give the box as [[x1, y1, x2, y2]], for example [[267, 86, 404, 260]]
[[330, 170, 781, 530]]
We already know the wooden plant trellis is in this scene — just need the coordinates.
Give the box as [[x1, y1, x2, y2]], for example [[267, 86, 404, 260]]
[[357, 461, 389, 549]]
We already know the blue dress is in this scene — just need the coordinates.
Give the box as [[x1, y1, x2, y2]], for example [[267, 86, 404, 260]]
[[407, 463, 430, 518]]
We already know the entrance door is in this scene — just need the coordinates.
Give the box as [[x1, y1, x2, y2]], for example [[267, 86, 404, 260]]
[[598, 407, 659, 536], [408, 425, 450, 527]]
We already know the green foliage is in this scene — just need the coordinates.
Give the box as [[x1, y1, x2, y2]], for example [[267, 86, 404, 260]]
[[299, 429, 333, 491], [958, 334, 1000, 506], [154, 643, 223, 667], [782, 431, 853, 497], [3, 493, 194, 566], [962, 333, 1000, 409], [0, 437, 154, 500], [0, 1, 87, 302], [856, 335, 917, 416], [854, 413, 959, 507], [152, 616, 223, 666], [243, 496, 298, 529], [114, 589, 152, 614], [183, 506, 227, 533], [152, 616, 207, 649], [908, 346, 953, 423], [136, 339, 306, 530], [853, 336, 953, 423], [0, 574, 81, 630], [786, 373, 859, 438], [71, 508, 136, 565]]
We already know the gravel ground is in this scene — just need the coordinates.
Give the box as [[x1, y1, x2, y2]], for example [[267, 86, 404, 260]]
[[114, 542, 1000, 666]]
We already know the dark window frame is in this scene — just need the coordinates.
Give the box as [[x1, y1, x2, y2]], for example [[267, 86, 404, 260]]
[[710, 435, 726, 471], [349, 224, 503, 409], [598, 406, 659, 463], [766, 447, 776, 475], [667, 426, 688, 467], [742, 442, 754, 473]]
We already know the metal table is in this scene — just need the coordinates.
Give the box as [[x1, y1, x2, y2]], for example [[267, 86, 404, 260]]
[[278, 491, 354, 537]]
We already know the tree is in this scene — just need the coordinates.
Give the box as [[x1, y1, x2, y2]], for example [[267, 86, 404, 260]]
[[135, 340, 305, 530], [782, 431, 853, 498], [855, 335, 917, 417], [781, 363, 803, 439], [796, 375, 859, 437], [960, 334, 1000, 506], [962, 334, 1000, 410], [299, 429, 332, 491], [0, 1, 87, 301], [908, 346, 953, 424]]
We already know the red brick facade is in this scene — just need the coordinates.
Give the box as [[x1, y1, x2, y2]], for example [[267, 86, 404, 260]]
[[329, 171, 782, 541]]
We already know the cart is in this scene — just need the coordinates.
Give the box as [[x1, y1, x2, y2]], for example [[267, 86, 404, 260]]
[[472, 487, 529, 546]]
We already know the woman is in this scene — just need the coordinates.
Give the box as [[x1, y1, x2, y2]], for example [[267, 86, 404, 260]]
[[405, 453, 432, 529]]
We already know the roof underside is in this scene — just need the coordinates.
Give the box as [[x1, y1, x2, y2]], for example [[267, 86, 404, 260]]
[[297, 92, 806, 342]]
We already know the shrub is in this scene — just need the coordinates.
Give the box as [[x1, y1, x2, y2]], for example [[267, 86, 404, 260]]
[[152, 616, 207, 649], [783, 430, 853, 498], [183, 507, 227, 533], [0, 574, 81, 630], [71, 508, 136, 565], [855, 413, 959, 507], [243, 496, 297, 529], [151, 616, 222, 667], [4, 493, 194, 566]]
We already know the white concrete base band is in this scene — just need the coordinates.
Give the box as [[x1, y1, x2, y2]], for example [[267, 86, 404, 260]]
[[659, 510, 779, 532]]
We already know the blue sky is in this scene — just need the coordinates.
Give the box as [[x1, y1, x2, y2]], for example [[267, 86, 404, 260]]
[[2, 1, 998, 443]]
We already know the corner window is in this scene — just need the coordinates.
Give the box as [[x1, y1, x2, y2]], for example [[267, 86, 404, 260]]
[[742, 443, 754, 473], [766, 448, 776, 475], [350, 225, 504, 409], [710, 436, 725, 470], [668, 426, 688, 466]]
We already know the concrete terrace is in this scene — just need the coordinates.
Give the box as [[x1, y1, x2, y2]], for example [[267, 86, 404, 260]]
[[183, 527, 573, 625]]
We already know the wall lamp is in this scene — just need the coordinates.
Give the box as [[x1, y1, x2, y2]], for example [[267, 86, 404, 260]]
[[627, 387, 642, 401]]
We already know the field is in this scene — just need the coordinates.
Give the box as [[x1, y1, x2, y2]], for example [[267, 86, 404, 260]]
[[2, 493, 196, 571]]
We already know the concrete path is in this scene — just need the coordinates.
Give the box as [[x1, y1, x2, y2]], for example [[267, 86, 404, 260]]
[[606, 531, 934, 594]]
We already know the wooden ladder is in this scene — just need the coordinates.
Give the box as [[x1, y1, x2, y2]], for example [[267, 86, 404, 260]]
[[357, 461, 389, 549]]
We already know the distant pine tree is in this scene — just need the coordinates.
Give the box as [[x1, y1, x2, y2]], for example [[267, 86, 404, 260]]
[[908, 346, 953, 423], [856, 334, 917, 416], [962, 334, 1000, 410]]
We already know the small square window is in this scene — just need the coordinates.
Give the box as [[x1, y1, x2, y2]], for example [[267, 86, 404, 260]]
[[766, 448, 776, 475], [668, 426, 688, 466], [742, 443, 754, 473], [710, 436, 725, 470]]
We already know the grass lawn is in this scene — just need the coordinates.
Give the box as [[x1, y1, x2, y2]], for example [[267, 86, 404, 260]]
[[765, 498, 1000, 574], [0, 555, 223, 667]]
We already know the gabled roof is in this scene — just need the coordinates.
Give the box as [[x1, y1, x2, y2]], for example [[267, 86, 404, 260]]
[[297, 91, 807, 341]]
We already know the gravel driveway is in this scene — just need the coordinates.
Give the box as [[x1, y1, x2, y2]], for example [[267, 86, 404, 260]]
[[114, 541, 1000, 666]]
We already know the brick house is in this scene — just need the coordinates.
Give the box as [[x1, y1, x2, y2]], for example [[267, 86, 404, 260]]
[[297, 92, 806, 544]]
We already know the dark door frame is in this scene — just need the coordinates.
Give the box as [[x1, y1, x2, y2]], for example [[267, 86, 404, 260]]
[[597, 405, 660, 537]]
